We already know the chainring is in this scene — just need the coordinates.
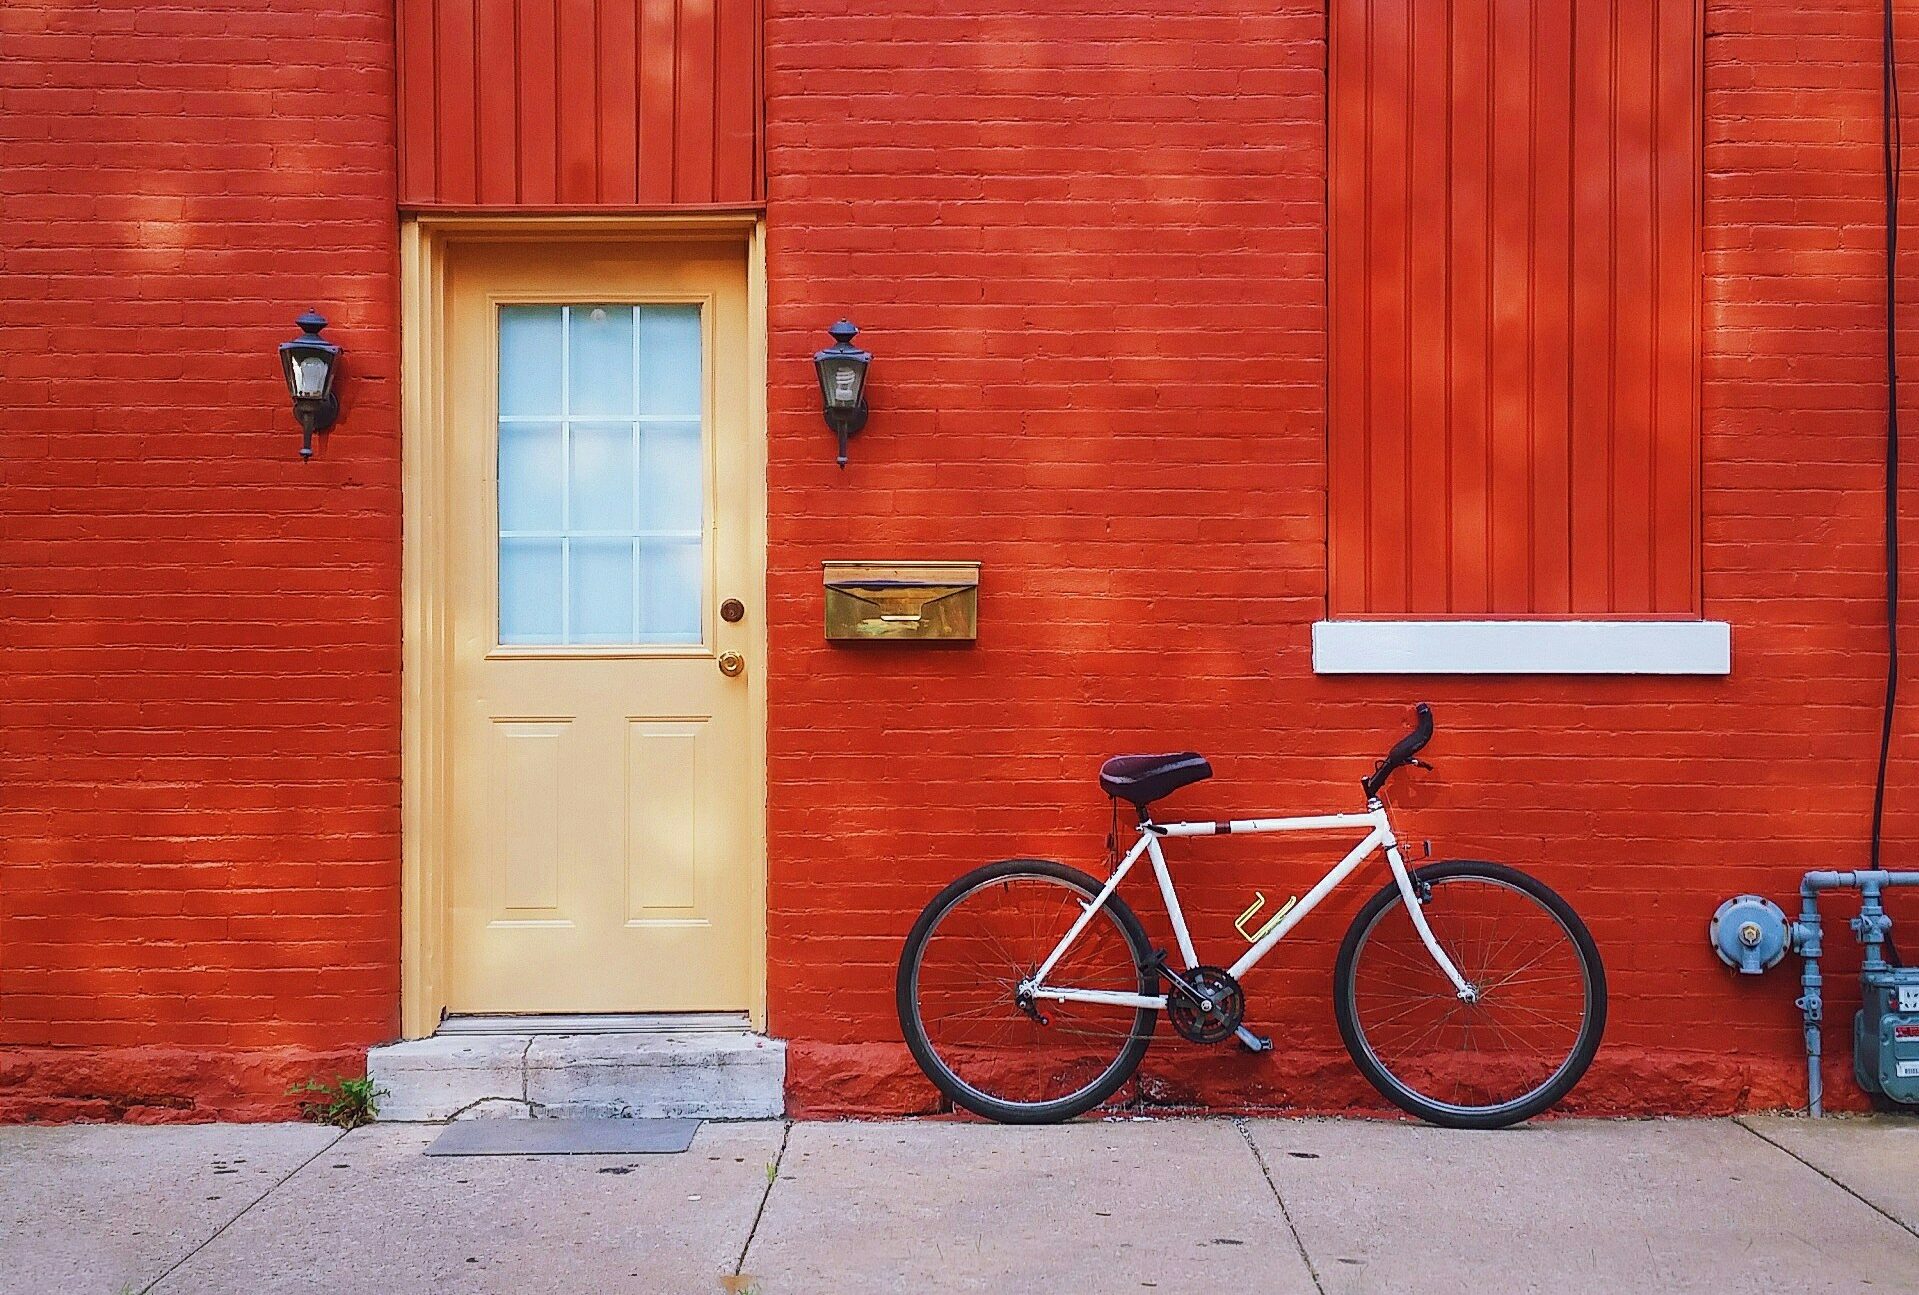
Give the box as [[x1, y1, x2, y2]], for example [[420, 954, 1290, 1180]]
[[1166, 965, 1246, 1044]]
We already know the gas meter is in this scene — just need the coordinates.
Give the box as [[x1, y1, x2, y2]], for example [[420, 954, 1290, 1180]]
[[1855, 965, 1919, 1104]]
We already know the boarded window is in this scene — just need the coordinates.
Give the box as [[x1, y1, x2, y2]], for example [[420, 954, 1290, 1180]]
[[1328, 0, 1700, 617]]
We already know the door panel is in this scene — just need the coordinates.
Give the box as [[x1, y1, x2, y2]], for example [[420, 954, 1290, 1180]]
[[443, 240, 758, 1014], [493, 720, 567, 914], [625, 719, 703, 916]]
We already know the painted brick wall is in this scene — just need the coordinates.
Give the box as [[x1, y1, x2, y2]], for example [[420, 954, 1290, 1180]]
[[0, 0, 402, 1120], [763, 0, 1919, 1116], [5, 0, 1918, 1123]]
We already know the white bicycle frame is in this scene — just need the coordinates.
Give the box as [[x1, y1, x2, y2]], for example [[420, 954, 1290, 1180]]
[[1019, 799, 1473, 1013]]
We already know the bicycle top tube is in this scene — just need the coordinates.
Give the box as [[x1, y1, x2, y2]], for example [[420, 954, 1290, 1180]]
[[1150, 805, 1390, 839]]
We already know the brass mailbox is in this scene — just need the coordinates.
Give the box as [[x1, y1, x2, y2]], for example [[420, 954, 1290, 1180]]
[[823, 561, 980, 642]]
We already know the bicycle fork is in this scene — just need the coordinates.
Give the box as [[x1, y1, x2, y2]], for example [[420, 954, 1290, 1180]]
[[1380, 833, 1477, 1003]]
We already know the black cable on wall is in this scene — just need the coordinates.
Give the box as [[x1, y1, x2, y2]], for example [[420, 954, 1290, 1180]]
[[1871, 0, 1904, 871]]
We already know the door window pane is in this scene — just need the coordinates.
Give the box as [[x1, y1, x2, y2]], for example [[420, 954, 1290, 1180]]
[[640, 539, 702, 643], [568, 305, 635, 417], [570, 539, 636, 643], [499, 422, 564, 532], [570, 422, 636, 532], [639, 421, 702, 532], [499, 307, 563, 417], [500, 539, 564, 643], [639, 305, 702, 417], [497, 304, 704, 646]]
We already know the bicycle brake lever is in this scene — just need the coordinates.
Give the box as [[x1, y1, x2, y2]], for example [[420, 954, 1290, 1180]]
[[1408, 757, 1434, 772]]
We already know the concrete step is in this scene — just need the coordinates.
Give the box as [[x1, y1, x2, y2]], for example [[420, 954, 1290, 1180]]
[[367, 1031, 786, 1121]]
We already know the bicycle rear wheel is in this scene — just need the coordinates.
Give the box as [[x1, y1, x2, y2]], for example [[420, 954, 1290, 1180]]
[[1333, 860, 1606, 1129], [897, 859, 1157, 1124]]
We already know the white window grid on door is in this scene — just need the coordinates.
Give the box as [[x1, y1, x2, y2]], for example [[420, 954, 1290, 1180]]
[[496, 302, 704, 647]]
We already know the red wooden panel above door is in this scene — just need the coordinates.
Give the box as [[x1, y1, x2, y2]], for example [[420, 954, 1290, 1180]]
[[397, 0, 762, 209]]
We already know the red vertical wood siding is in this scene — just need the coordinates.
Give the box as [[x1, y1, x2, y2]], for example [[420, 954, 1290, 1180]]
[[397, 0, 762, 208], [1329, 0, 1701, 617]]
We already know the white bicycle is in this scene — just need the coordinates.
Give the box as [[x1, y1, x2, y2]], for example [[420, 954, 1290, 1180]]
[[896, 705, 1607, 1128]]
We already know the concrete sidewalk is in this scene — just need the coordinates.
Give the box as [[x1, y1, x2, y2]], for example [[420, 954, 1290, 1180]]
[[2, 1116, 1914, 1295]]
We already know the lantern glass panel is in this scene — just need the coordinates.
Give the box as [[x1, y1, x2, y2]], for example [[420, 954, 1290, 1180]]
[[820, 357, 865, 409], [290, 354, 331, 399]]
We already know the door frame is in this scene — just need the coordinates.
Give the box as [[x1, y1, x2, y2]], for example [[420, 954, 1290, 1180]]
[[398, 214, 769, 1038]]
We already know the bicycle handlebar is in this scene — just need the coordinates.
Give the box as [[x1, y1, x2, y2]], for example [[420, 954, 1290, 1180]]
[[1361, 702, 1434, 799]]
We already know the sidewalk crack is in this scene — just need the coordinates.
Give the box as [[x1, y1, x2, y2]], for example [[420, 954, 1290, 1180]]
[[1734, 1116, 1919, 1243], [733, 1120, 792, 1279], [140, 1126, 348, 1294], [440, 1095, 535, 1120], [1236, 1118, 1328, 1295]]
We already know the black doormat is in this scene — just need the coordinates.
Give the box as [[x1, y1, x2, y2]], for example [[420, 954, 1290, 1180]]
[[424, 1117, 702, 1157]]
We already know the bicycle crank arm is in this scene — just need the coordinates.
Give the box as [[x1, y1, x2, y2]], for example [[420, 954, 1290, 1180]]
[[1152, 954, 1221, 1012], [1234, 1027, 1272, 1054]]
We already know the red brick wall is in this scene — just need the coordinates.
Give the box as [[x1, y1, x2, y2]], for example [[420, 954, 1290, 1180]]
[[763, 0, 1919, 1116], [0, 0, 402, 1120], [5, 0, 1917, 1123]]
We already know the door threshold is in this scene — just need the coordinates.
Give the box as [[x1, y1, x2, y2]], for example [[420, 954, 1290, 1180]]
[[436, 1011, 754, 1037]]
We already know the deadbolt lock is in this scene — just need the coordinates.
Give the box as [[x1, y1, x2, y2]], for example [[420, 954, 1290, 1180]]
[[717, 651, 745, 678], [720, 598, 745, 623]]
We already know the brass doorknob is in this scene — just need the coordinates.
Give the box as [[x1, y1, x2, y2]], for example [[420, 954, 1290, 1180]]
[[717, 651, 745, 678]]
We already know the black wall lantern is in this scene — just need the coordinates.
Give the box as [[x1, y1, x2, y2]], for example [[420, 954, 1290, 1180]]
[[279, 310, 342, 460], [812, 319, 870, 468]]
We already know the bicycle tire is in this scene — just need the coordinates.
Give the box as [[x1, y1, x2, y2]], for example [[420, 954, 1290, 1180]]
[[1333, 860, 1607, 1129], [897, 859, 1158, 1124]]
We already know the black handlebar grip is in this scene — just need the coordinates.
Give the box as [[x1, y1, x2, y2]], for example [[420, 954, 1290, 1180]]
[[1406, 702, 1434, 754], [1362, 703, 1434, 798]]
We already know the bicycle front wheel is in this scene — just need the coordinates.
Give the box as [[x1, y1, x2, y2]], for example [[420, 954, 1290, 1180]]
[[897, 859, 1157, 1124], [1333, 860, 1606, 1129]]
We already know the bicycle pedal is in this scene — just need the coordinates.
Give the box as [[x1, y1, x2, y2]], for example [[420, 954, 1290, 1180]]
[[1234, 1027, 1273, 1054]]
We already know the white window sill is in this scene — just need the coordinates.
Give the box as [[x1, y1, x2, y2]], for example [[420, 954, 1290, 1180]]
[[1311, 619, 1731, 676]]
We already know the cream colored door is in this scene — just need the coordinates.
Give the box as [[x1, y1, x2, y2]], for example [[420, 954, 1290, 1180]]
[[442, 240, 760, 1014]]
